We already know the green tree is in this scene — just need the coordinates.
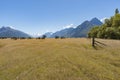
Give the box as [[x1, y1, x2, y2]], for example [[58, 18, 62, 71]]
[[115, 8, 119, 14], [104, 19, 111, 27], [97, 26, 106, 38], [112, 14, 120, 27], [105, 27, 117, 39], [88, 9, 120, 39], [88, 26, 99, 38]]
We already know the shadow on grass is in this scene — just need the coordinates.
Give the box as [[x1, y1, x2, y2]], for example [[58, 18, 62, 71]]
[[95, 41, 107, 46], [93, 40, 107, 50]]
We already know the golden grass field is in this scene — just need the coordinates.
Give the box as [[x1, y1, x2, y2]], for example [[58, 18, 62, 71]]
[[0, 38, 120, 80]]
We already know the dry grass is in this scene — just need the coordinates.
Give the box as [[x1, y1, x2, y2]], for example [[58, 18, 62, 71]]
[[0, 38, 120, 80]]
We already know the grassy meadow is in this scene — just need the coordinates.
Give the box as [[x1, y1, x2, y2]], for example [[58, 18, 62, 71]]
[[0, 38, 120, 80]]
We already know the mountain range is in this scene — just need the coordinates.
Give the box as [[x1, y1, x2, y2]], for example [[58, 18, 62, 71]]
[[0, 17, 102, 38], [0, 27, 30, 38], [49, 18, 103, 38]]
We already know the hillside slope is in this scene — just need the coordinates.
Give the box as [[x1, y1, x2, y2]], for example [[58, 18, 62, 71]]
[[50, 18, 103, 38], [71, 18, 103, 37], [50, 28, 74, 38], [0, 27, 31, 38], [0, 38, 120, 80]]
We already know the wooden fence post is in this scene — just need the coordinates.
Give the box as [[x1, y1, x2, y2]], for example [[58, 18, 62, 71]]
[[92, 37, 95, 47]]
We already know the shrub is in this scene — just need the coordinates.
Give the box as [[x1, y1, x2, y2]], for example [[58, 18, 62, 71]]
[[41, 35, 46, 39], [55, 36, 59, 39], [60, 36, 65, 39]]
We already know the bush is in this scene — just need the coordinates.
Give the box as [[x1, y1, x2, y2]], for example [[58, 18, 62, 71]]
[[11, 37, 18, 40], [55, 36, 59, 39], [28, 37, 32, 39], [41, 35, 46, 39], [36, 37, 41, 39], [20, 37, 26, 40], [60, 36, 65, 39]]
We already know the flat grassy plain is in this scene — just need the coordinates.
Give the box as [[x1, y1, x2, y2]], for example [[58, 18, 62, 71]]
[[0, 38, 120, 80]]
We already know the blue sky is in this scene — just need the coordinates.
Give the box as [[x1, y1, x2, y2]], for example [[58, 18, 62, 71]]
[[0, 0, 120, 35]]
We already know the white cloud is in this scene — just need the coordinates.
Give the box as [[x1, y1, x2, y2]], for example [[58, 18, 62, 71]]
[[30, 33, 42, 37], [45, 30, 51, 33], [63, 24, 76, 29], [100, 17, 107, 23], [9, 26, 16, 29]]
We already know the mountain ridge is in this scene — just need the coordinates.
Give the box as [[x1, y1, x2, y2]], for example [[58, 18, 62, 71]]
[[49, 17, 103, 38], [0, 26, 31, 38]]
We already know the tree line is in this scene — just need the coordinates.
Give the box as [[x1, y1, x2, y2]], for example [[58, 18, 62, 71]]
[[88, 9, 120, 39], [0, 35, 66, 40], [0, 35, 47, 40]]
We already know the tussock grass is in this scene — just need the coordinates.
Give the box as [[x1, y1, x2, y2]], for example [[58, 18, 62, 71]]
[[0, 38, 120, 80]]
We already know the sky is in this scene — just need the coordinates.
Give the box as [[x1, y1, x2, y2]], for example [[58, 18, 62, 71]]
[[0, 0, 120, 36]]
